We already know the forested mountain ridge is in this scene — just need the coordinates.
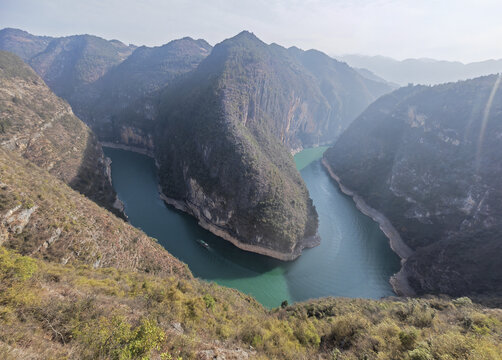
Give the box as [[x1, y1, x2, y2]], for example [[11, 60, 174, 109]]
[[80, 37, 212, 141], [324, 75, 502, 297], [150, 31, 393, 259], [0, 28, 135, 102]]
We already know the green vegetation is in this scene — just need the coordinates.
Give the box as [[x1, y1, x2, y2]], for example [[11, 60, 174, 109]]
[[1, 246, 501, 359]]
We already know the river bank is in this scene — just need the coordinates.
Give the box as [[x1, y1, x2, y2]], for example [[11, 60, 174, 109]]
[[101, 141, 155, 158], [158, 190, 320, 261], [105, 146, 401, 307], [321, 158, 416, 297]]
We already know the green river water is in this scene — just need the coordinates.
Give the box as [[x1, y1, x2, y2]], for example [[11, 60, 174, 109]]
[[104, 147, 401, 308]]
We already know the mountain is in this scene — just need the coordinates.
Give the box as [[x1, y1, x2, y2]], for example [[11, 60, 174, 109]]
[[0, 28, 213, 143], [27, 34, 134, 101], [0, 28, 135, 110], [0, 50, 121, 216], [324, 75, 502, 297], [338, 54, 502, 86], [147, 31, 393, 260], [353, 66, 399, 88], [0, 28, 54, 61], [0, 28, 394, 259], [80, 37, 212, 137]]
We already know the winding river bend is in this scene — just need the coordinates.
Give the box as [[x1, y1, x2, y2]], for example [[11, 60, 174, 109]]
[[104, 147, 400, 308]]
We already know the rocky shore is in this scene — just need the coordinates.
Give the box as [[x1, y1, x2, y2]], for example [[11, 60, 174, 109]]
[[159, 190, 320, 261], [100, 141, 155, 158], [101, 141, 320, 261], [322, 158, 416, 296]]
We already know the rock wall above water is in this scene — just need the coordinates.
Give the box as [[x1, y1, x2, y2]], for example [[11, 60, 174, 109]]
[[324, 76, 502, 297]]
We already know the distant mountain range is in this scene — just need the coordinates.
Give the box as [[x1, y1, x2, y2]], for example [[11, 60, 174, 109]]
[[338, 54, 502, 85]]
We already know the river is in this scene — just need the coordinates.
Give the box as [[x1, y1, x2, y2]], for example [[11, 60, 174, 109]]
[[104, 147, 401, 308]]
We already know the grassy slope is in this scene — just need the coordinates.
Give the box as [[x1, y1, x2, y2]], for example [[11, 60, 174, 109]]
[[0, 148, 188, 277], [1, 245, 501, 359]]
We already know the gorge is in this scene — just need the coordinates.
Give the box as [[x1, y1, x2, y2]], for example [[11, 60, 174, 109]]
[[104, 146, 401, 308]]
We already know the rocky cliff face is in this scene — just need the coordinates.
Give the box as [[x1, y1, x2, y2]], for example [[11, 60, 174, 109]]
[[324, 75, 502, 297], [0, 51, 122, 216]]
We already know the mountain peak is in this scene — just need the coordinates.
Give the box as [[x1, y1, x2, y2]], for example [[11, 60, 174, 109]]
[[230, 30, 262, 43]]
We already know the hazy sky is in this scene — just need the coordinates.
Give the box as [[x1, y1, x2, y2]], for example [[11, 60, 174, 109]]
[[1, 0, 501, 62]]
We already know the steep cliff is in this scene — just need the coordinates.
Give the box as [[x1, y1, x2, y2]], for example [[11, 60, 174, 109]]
[[324, 75, 502, 297], [0, 50, 121, 216]]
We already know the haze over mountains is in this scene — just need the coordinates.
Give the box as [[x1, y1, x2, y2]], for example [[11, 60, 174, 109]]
[[339, 54, 502, 85]]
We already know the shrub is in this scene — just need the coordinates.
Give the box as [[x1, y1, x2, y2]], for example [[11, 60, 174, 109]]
[[293, 320, 320, 347], [408, 347, 432, 360], [399, 328, 419, 350], [453, 297, 473, 307], [203, 294, 215, 309], [328, 314, 370, 349]]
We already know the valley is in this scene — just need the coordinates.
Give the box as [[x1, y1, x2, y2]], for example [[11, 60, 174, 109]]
[[104, 146, 400, 308], [1, 12, 502, 357]]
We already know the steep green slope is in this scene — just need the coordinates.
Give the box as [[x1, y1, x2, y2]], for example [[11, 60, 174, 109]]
[[1, 245, 501, 359], [0, 148, 188, 276], [151, 32, 393, 259], [324, 75, 502, 297], [0, 50, 122, 215]]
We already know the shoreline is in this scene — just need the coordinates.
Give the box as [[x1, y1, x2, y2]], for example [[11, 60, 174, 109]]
[[321, 158, 416, 297], [101, 141, 155, 158], [101, 141, 308, 260], [103, 155, 127, 218], [158, 190, 318, 261]]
